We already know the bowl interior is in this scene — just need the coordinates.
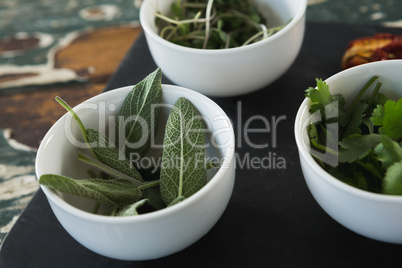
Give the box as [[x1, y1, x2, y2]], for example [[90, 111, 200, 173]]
[[36, 84, 235, 214], [295, 60, 402, 196], [141, 0, 306, 50]]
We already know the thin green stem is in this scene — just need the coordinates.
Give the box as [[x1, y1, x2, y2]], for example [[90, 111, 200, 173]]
[[55, 96, 99, 160], [310, 139, 338, 156], [242, 25, 284, 46], [138, 180, 160, 190], [202, 0, 214, 49], [183, 3, 207, 8], [367, 81, 382, 108], [155, 12, 209, 25], [348, 75, 379, 115], [78, 152, 144, 187], [56, 96, 88, 144]]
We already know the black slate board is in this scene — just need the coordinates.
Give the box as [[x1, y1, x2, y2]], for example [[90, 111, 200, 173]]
[[2, 23, 402, 267]]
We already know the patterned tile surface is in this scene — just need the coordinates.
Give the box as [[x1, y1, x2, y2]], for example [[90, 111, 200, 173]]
[[0, 129, 37, 244]]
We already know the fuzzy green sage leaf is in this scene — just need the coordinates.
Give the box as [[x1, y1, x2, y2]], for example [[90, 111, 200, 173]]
[[39, 174, 141, 206], [86, 128, 144, 182], [116, 68, 163, 158], [116, 199, 150, 216], [160, 97, 207, 205]]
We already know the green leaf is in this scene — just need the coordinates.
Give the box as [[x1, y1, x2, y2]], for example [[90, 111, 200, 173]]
[[305, 79, 348, 127], [86, 128, 144, 182], [78, 152, 144, 187], [160, 97, 207, 205], [382, 161, 402, 195], [338, 133, 381, 163], [116, 68, 163, 158], [379, 99, 402, 140], [342, 102, 367, 138], [305, 79, 335, 112], [371, 104, 384, 126], [116, 199, 150, 216], [374, 134, 402, 170], [39, 174, 141, 206]]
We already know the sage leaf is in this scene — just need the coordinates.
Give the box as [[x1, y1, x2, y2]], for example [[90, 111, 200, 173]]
[[86, 128, 144, 182], [168, 196, 185, 207], [116, 199, 150, 216], [142, 187, 166, 210], [78, 152, 144, 187], [116, 68, 163, 158], [39, 174, 141, 206], [160, 97, 207, 205]]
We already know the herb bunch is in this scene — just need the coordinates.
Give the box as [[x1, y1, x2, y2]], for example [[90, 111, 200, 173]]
[[39, 68, 213, 216], [306, 76, 402, 195], [155, 0, 287, 49]]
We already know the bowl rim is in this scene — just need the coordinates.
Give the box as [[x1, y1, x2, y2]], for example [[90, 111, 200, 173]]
[[36, 84, 236, 223], [294, 60, 402, 202], [139, 0, 307, 54]]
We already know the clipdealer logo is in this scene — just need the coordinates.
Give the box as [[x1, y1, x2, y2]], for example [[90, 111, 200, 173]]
[[63, 101, 289, 171]]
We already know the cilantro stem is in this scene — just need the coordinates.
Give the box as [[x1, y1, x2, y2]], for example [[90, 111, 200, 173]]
[[367, 81, 382, 108], [310, 139, 338, 156], [348, 75, 379, 115]]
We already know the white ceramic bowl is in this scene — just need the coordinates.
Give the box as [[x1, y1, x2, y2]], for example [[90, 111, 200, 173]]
[[295, 60, 402, 244], [35, 84, 235, 261], [140, 0, 306, 97]]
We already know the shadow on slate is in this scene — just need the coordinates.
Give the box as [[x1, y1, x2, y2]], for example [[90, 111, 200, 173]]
[[1, 23, 402, 267]]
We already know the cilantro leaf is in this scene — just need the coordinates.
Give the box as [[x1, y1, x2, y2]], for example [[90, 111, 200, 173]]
[[339, 133, 380, 163], [305, 79, 349, 126], [305, 79, 334, 110], [305, 75, 402, 195], [380, 99, 402, 141], [371, 104, 384, 126], [374, 134, 402, 169], [382, 161, 402, 195], [362, 117, 374, 133]]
